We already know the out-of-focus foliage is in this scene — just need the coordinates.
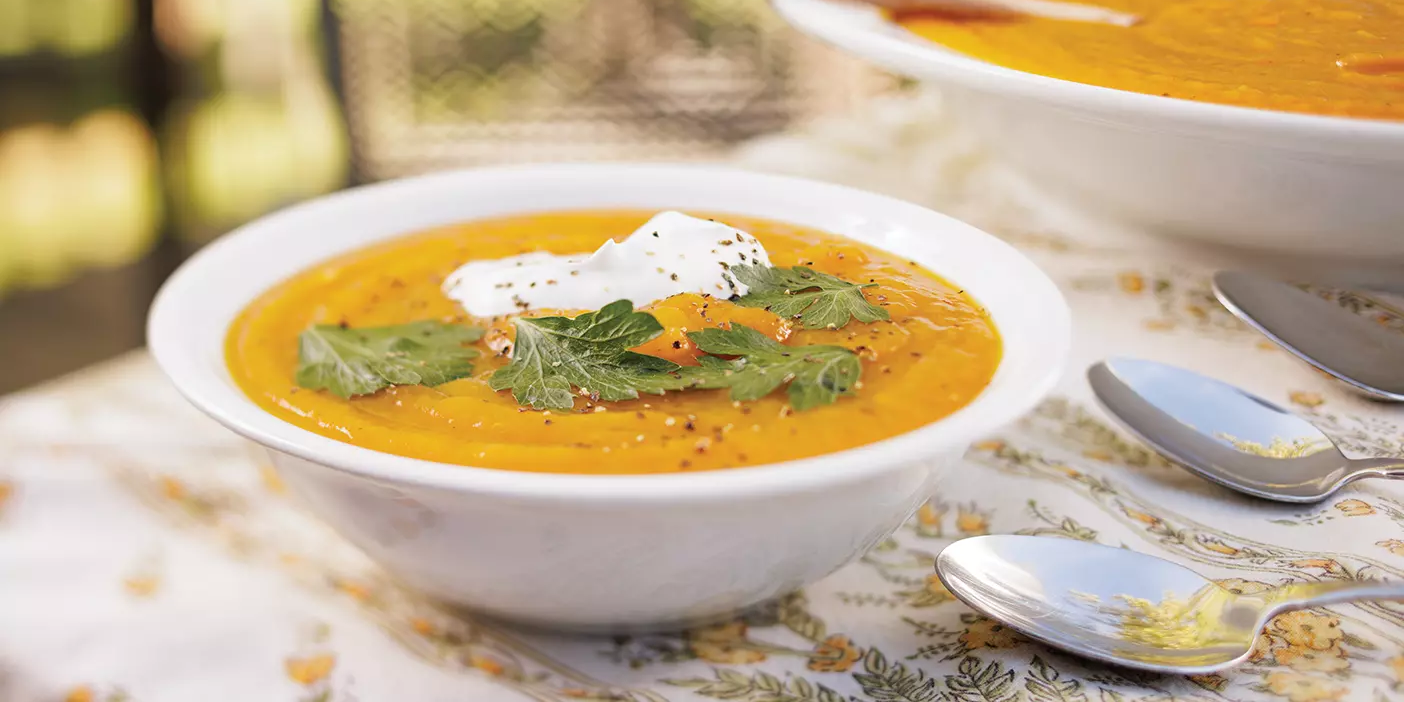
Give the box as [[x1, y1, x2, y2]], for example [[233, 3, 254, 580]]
[[0, 0, 133, 56], [0, 110, 161, 291]]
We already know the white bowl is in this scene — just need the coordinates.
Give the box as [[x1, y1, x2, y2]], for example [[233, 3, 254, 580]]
[[147, 163, 1069, 631], [775, 0, 1404, 259]]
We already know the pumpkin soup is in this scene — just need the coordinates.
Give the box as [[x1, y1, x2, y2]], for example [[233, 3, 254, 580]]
[[226, 210, 1001, 474], [895, 0, 1404, 120]]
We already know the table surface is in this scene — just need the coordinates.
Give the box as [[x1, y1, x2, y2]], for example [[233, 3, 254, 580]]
[[4, 93, 1404, 702]]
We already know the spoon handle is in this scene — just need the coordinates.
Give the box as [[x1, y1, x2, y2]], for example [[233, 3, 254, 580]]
[[1273, 580, 1404, 610], [1349, 457, 1404, 482]]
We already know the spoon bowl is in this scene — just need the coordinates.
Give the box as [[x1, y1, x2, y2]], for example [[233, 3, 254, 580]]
[[1087, 358, 1403, 503], [1213, 271, 1404, 403], [937, 535, 1404, 674]]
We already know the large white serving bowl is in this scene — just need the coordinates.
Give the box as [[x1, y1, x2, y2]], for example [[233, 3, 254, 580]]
[[775, 0, 1404, 259], [147, 163, 1069, 631]]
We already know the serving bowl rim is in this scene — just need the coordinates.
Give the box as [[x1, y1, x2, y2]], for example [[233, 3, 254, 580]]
[[772, 0, 1404, 145], [147, 162, 1069, 503]]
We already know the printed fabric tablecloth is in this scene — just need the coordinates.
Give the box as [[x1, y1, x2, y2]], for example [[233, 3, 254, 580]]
[[4, 92, 1404, 702]]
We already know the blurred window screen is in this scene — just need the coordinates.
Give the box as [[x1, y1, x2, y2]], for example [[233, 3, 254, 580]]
[[333, 0, 892, 179]]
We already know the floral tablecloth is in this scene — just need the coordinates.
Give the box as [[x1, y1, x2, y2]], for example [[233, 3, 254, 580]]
[[4, 93, 1404, 702]]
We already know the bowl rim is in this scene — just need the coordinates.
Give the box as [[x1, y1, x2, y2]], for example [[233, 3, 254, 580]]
[[772, 0, 1404, 144], [147, 163, 1070, 503]]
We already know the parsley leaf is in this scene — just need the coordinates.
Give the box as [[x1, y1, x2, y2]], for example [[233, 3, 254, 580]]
[[489, 299, 691, 410], [730, 264, 890, 329], [296, 320, 484, 399], [683, 324, 862, 410]]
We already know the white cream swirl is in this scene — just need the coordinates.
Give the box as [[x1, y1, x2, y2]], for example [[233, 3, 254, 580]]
[[442, 211, 772, 317]]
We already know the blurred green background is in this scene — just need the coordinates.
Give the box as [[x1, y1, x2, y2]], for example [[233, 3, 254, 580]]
[[0, 0, 891, 393]]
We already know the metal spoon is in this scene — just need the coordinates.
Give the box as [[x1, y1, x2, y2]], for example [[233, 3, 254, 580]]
[[1213, 270, 1404, 402], [1087, 357, 1404, 503], [937, 535, 1404, 674]]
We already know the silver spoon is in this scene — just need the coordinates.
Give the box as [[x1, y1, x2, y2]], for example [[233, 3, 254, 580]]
[[937, 535, 1404, 674], [1213, 270, 1404, 402], [1087, 357, 1404, 503]]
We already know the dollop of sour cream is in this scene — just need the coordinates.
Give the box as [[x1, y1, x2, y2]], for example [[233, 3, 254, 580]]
[[442, 211, 773, 317]]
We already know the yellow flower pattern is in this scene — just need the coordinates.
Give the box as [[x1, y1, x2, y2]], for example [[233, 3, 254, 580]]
[[1272, 645, 1349, 673], [901, 573, 957, 608], [1289, 391, 1325, 408], [954, 503, 990, 536], [913, 500, 946, 537], [957, 617, 1023, 651], [468, 654, 507, 676], [1333, 499, 1374, 517], [1121, 505, 1162, 527], [807, 634, 862, 672], [62, 686, 128, 702], [1117, 271, 1145, 294], [1377, 539, 1404, 556], [333, 578, 374, 603], [1217, 578, 1275, 595], [285, 654, 336, 686], [686, 620, 768, 665], [0, 480, 13, 518], [259, 464, 287, 494], [1198, 537, 1241, 556], [1188, 673, 1228, 692], [158, 475, 185, 501], [409, 617, 436, 636], [122, 575, 160, 598], [121, 553, 163, 599], [1081, 449, 1114, 462], [1288, 559, 1345, 576], [1262, 671, 1347, 702], [1270, 611, 1344, 651], [1389, 655, 1404, 683]]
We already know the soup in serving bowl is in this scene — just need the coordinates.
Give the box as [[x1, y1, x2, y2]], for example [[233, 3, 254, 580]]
[[775, 0, 1404, 260], [226, 210, 1002, 474], [148, 164, 1068, 630], [894, 0, 1404, 121]]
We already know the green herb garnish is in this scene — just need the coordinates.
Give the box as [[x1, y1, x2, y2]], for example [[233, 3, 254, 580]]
[[683, 324, 862, 410], [296, 320, 484, 399], [489, 299, 690, 410], [730, 263, 890, 329]]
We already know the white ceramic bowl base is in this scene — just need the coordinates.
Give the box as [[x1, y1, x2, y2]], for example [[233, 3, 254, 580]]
[[775, 0, 1404, 260], [271, 448, 948, 631], [147, 164, 1069, 631]]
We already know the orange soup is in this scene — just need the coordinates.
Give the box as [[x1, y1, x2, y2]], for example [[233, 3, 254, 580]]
[[226, 210, 1001, 474], [896, 0, 1404, 120]]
